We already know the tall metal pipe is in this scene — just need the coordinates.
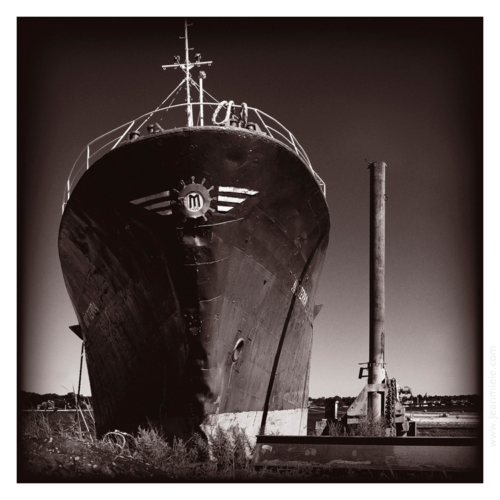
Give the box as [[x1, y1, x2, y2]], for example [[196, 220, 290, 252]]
[[199, 71, 206, 126], [368, 161, 387, 418]]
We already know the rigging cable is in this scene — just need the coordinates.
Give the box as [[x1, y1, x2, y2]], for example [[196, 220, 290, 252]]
[[189, 77, 220, 111], [158, 84, 184, 124], [137, 78, 186, 131]]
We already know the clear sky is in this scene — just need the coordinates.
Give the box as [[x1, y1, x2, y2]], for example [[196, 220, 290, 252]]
[[18, 17, 482, 399]]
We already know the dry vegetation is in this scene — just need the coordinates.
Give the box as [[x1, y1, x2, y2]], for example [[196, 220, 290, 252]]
[[20, 410, 259, 481], [19, 409, 476, 482], [328, 411, 388, 437]]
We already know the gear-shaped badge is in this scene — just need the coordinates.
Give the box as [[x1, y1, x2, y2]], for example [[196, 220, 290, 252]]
[[177, 176, 216, 221]]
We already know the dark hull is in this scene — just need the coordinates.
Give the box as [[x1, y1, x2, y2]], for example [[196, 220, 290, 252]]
[[58, 127, 330, 438]]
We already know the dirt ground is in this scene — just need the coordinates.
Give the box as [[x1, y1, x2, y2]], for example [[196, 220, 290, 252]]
[[19, 434, 220, 482]]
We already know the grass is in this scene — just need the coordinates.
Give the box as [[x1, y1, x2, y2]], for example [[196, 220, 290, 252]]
[[20, 407, 480, 482], [20, 408, 259, 480], [130, 426, 210, 470], [327, 411, 388, 437], [22, 410, 53, 439], [206, 425, 255, 474], [20, 411, 343, 481]]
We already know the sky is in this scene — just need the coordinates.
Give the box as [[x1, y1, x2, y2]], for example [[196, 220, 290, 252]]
[[18, 17, 483, 399]]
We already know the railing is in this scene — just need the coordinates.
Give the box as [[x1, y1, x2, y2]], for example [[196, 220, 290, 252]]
[[62, 102, 326, 214]]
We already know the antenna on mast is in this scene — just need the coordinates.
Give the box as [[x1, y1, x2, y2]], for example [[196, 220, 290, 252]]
[[162, 19, 213, 127]]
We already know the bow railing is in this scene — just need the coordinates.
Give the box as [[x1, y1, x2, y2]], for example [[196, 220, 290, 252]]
[[62, 102, 326, 214]]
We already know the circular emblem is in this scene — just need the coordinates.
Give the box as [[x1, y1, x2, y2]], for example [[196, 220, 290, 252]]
[[183, 191, 204, 213], [177, 178, 215, 220]]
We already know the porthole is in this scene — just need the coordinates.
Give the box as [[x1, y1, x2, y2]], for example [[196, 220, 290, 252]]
[[232, 338, 245, 362]]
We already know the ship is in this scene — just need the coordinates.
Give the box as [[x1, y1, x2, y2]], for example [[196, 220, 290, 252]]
[[58, 21, 330, 440]]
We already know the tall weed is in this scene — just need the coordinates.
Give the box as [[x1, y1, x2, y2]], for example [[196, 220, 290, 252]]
[[329, 411, 388, 437], [352, 411, 387, 437], [207, 425, 254, 473], [22, 411, 52, 439], [131, 426, 210, 471], [132, 427, 173, 468]]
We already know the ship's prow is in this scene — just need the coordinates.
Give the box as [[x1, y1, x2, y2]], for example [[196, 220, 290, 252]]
[[59, 124, 329, 439], [59, 22, 330, 439]]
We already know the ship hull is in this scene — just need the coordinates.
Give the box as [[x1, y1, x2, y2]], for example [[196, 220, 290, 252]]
[[58, 126, 330, 439]]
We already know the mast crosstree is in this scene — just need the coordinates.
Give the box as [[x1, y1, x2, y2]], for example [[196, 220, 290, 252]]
[[162, 19, 212, 127]]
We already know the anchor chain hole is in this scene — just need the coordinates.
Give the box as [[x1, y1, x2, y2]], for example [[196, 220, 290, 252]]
[[232, 338, 245, 362]]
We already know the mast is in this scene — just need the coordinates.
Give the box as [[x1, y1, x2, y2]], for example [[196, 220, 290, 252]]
[[183, 19, 193, 126], [162, 20, 212, 127]]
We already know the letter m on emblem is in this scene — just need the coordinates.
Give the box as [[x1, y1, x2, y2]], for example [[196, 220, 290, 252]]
[[188, 193, 202, 210]]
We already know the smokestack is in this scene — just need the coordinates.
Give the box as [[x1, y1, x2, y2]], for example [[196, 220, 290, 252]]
[[368, 161, 387, 418]]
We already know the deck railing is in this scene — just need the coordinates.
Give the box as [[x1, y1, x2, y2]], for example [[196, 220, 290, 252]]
[[62, 102, 326, 214]]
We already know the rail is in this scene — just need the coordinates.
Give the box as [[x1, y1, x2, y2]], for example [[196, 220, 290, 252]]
[[62, 101, 326, 214], [253, 435, 481, 473]]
